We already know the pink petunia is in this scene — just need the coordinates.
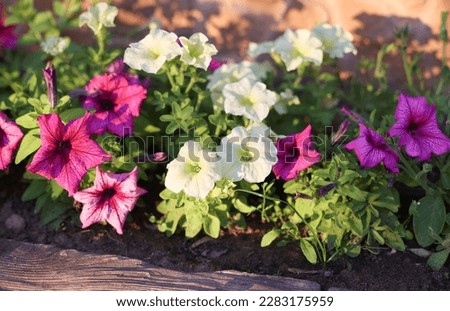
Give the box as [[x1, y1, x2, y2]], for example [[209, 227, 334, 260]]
[[272, 125, 321, 181], [0, 4, 17, 49], [107, 58, 151, 87], [83, 74, 147, 136], [74, 166, 147, 235], [0, 111, 23, 170], [388, 93, 450, 161], [27, 112, 111, 196], [346, 123, 399, 173], [208, 58, 225, 72]]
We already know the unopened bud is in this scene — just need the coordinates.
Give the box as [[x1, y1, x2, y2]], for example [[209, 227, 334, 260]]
[[43, 61, 58, 109]]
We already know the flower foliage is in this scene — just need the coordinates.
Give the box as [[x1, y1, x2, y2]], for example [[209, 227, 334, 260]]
[[0, 4, 16, 48], [2, 1, 450, 270], [124, 29, 181, 74], [346, 123, 399, 173], [272, 125, 321, 181], [79, 2, 118, 35], [83, 74, 147, 136], [74, 166, 146, 234], [388, 93, 450, 161], [26, 113, 111, 196], [0, 112, 23, 170]]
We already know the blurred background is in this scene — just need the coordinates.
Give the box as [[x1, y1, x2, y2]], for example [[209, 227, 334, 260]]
[[5, 0, 450, 88]]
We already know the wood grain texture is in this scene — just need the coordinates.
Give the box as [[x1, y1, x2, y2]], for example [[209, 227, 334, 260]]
[[0, 239, 320, 291]]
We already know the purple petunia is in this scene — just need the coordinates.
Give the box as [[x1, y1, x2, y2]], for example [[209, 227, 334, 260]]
[[74, 166, 147, 235], [83, 74, 147, 136], [388, 93, 450, 161], [0, 111, 23, 170], [346, 123, 399, 173], [272, 125, 321, 181], [26, 113, 111, 196], [0, 5, 17, 49]]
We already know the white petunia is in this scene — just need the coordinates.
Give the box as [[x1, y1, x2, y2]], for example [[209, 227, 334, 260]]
[[273, 88, 301, 115], [273, 29, 323, 71], [123, 29, 182, 74], [79, 2, 118, 35], [40, 36, 70, 56], [207, 62, 257, 110], [179, 32, 218, 70], [223, 77, 277, 122], [216, 125, 277, 183], [165, 141, 221, 199], [247, 40, 274, 58], [312, 23, 357, 58]]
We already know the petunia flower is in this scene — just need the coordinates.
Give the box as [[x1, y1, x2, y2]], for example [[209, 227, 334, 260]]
[[107, 58, 150, 87], [74, 166, 147, 235], [222, 77, 277, 122], [273, 88, 301, 115], [247, 40, 274, 58], [79, 2, 118, 35], [272, 125, 321, 181], [207, 58, 225, 72], [0, 111, 23, 170], [0, 4, 17, 48], [388, 93, 450, 161], [165, 141, 221, 199], [40, 35, 70, 56], [311, 23, 357, 58], [83, 74, 147, 136], [123, 29, 182, 74], [273, 29, 323, 71], [27, 112, 111, 196], [179, 32, 218, 70], [216, 125, 277, 183], [346, 123, 399, 173]]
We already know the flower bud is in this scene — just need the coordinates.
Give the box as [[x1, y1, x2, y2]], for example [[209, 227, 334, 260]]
[[43, 62, 58, 109]]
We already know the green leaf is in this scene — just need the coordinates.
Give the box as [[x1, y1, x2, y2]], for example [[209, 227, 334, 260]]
[[40, 202, 69, 226], [338, 184, 367, 202], [337, 170, 360, 184], [15, 128, 41, 164], [412, 195, 446, 247], [21, 180, 47, 201], [185, 205, 203, 238], [261, 229, 280, 247], [15, 112, 38, 129], [300, 239, 318, 264], [427, 249, 450, 271], [383, 230, 406, 251], [233, 196, 256, 214], [59, 108, 85, 123], [203, 213, 221, 238]]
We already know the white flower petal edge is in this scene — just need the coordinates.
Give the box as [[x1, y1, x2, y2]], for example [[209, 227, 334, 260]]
[[40, 36, 70, 56], [165, 141, 221, 199], [312, 23, 357, 58], [223, 78, 277, 122], [216, 126, 277, 183], [79, 2, 118, 35], [273, 29, 323, 71], [247, 40, 274, 58], [179, 32, 218, 70], [124, 29, 182, 74]]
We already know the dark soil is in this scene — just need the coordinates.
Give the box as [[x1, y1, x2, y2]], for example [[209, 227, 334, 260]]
[[0, 168, 449, 291]]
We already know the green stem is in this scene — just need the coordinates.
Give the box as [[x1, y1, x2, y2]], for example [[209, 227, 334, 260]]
[[234, 189, 328, 263], [165, 71, 176, 90], [398, 152, 432, 194], [185, 76, 196, 94]]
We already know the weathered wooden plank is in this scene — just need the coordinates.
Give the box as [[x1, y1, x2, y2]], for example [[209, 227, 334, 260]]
[[0, 239, 320, 291]]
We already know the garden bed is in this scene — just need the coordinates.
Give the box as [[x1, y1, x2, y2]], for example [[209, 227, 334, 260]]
[[0, 173, 448, 291], [1, 1, 449, 292]]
